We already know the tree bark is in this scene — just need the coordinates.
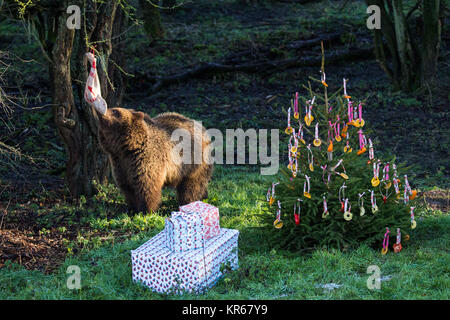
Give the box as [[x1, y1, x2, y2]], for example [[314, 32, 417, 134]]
[[367, 0, 443, 92], [35, 0, 127, 199]]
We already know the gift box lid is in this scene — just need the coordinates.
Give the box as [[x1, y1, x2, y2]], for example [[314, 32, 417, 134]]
[[179, 201, 218, 214]]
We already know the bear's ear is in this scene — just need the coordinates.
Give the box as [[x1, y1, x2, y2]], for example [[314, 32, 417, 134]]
[[133, 111, 145, 120]]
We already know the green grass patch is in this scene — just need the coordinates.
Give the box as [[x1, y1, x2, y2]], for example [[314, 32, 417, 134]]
[[0, 166, 448, 299]]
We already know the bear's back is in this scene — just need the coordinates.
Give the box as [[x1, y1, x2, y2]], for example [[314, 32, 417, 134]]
[[152, 112, 195, 133]]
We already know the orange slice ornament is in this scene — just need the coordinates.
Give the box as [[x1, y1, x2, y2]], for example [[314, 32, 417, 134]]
[[327, 140, 334, 152], [357, 146, 367, 155]]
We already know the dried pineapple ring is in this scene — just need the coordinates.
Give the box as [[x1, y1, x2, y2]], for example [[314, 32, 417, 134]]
[[371, 177, 380, 187], [313, 139, 322, 147], [343, 211, 353, 221], [360, 206, 365, 216], [273, 219, 283, 229]]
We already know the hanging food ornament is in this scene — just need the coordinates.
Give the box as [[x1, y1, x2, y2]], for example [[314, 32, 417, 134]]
[[410, 206, 417, 229], [320, 70, 328, 87], [353, 103, 359, 126], [341, 123, 348, 139], [294, 199, 302, 225], [290, 131, 298, 154], [381, 227, 390, 255], [293, 92, 299, 119], [382, 162, 391, 189], [354, 102, 365, 128], [327, 139, 334, 152], [287, 138, 293, 170], [357, 130, 367, 155], [335, 116, 342, 142], [343, 78, 351, 100], [288, 137, 298, 178], [268, 182, 279, 206], [327, 138, 333, 161], [347, 100, 352, 125], [404, 175, 417, 201], [304, 96, 315, 126], [307, 144, 314, 172], [370, 189, 378, 214], [371, 160, 381, 187], [343, 198, 353, 221], [392, 164, 401, 198], [393, 228, 402, 253], [339, 183, 347, 212], [332, 159, 348, 180], [293, 153, 298, 177], [368, 139, 375, 162], [403, 185, 410, 205], [303, 175, 311, 199], [313, 122, 322, 147], [273, 200, 283, 229], [343, 132, 352, 153], [285, 107, 293, 134], [358, 192, 366, 216], [298, 124, 305, 145], [322, 196, 329, 218]]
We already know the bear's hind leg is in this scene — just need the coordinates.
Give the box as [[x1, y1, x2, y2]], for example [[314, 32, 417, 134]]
[[176, 177, 209, 206]]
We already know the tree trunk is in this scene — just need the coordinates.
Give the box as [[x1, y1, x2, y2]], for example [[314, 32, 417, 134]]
[[47, 0, 126, 199], [367, 0, 443, 92]]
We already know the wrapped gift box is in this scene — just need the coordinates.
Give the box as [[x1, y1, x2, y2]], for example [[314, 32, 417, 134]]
[[164, 211, 205, 252], [179, 201, 220, 240], [131, 228, 239, 294]]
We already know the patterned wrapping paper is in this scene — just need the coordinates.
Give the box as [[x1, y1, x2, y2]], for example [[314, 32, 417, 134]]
[[131, 228, 239, 294], [179, 201, 220, 240], [165, 211, 205, 252]]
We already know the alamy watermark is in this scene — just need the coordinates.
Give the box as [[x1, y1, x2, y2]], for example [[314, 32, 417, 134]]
[[66, 265, 81, 290], [367, 5, 381, 29], [170, 122, 280, 175], [366, 265, 381, 290]]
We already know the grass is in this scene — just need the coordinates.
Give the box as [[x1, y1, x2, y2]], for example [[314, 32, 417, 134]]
[[0, 0, 448, 299], [0, 165, 448, 300]]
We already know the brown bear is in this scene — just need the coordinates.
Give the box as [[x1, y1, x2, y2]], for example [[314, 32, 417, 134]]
[[97, 107, 213, 213]]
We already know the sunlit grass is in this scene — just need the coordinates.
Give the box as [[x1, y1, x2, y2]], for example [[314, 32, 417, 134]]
[[0, 165, 448, 300]]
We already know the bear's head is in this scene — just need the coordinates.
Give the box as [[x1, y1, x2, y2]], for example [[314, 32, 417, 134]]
[[97, 107, 147, 153]]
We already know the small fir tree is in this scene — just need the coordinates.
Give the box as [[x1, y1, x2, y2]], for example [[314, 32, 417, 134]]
[[264, 46, 418, 252]]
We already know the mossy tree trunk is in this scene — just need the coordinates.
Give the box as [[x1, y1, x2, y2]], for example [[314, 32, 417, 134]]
[[366, 0, 444, 92], [8, 0, 128, 199]]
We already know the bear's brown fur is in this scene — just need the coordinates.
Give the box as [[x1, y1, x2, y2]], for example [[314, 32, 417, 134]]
[[97, 107, 213, 212]]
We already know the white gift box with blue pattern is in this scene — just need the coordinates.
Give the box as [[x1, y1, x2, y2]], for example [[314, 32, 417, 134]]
[[131, 228, 239, 294], [164, 211, 205, 252]]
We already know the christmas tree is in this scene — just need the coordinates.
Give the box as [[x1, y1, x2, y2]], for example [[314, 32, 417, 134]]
[[264, 47, 419, 252]]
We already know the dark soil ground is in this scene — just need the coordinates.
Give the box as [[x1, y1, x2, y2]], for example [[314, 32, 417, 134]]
[[0, 0, 449, 272]]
